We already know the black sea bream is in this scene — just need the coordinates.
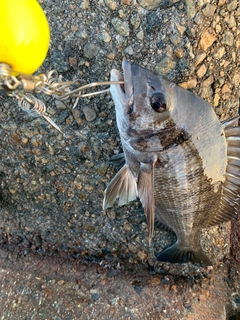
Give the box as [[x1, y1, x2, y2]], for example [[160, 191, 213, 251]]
[[103, 60, 240, 266]]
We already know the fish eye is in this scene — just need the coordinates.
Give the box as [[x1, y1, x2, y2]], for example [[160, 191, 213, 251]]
[[150, 93, 167, 113]]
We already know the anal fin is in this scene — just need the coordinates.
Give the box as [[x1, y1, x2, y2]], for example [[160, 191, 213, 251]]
[[154, 219, 174, 233], [154, 206, 174, 233]]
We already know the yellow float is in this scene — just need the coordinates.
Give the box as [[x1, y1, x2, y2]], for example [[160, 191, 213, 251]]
[[0, 0, 50, 75]]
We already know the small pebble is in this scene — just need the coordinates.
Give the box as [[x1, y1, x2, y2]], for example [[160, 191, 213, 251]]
[[111, 17, 130, 36], [196, 64, 207, 79], [102, 31, 111, 43], [124, 45, 134, 55], [105, 0, 117, 10], [221, 84, 231, 94], [218, 0, 226, 6], [200, 75, 215, 99], [195, 53, 207, 66], [131, 15, 141, 30], [82, 107, 97, 122], [232, 72, 240, 89], [84, 43, 100, 59], [199, 29, 216, 51], [137, 30, 144, 40], [222, 31, 234, 46], [138, 0, 164, 10], [202, 4, 217, 16], [179, 78, 197, 89], [170, 34, 181, 45], [225, 15, 236, 28], [185, 0, 196, 19], [227, 0, 238, 11], [174, 48, 183, 58], [155, 57, 176, 76], [55, 100, 67, 110], [213, 93, 220, 107]]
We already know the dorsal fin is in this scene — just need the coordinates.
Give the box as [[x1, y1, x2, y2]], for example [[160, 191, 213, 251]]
[[208, 118, 240, 226], [221, 115, 239, 128]]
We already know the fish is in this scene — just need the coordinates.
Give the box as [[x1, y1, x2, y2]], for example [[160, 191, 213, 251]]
[[103, 60, 240, 266]]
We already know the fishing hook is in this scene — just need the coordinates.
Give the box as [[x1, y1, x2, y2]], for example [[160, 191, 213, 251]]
[[0, 63, 124, 133]]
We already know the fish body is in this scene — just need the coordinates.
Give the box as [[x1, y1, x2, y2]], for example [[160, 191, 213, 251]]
[[103, 60, 240, 265]]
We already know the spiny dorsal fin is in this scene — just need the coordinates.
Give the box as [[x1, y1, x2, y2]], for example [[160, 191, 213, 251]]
[[208, 120, 240, 226], [137, 158, 157, 244], [103, 164, 137, 209], [221, 115, 239, 128]]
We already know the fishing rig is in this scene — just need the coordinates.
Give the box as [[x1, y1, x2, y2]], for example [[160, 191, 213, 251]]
[[0, 62, 124, 134]]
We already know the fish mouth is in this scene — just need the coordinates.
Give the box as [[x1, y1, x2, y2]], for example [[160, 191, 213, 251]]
[[110, 60, 133, 100], [110, 69, 125, 91]]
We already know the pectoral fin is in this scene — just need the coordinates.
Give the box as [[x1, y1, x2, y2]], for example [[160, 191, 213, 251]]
[[110, 153, 125, 168], [103, 164, 138, 209], [137, 159, 156, 244]]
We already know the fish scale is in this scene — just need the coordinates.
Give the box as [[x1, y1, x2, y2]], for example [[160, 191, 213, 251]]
[[154, 142, 218, 233], [103, 60, 240, 266]]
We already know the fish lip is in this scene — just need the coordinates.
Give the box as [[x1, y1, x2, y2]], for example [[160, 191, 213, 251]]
[[110, 69, 123, 83], [110, 60, 133, 103], [122, 60, 133, 99], [110, 69, 125, 100]]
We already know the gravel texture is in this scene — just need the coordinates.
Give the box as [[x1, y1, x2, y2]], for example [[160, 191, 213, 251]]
[[0, 0, 240, 318]]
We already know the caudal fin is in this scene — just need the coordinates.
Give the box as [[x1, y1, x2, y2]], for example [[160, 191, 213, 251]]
[[157, 242, 212, 266]]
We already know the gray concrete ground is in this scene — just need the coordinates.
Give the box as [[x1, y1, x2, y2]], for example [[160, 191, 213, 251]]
[[0, 0, 240, 318]]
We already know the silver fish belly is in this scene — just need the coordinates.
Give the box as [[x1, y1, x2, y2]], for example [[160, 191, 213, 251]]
[[103, 60, 240, 266]]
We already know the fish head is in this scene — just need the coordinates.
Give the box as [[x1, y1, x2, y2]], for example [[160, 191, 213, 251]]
[[110, 60, 174, 143]]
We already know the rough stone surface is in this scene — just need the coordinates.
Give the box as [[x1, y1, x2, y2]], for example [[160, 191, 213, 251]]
[[0, 245, 233, 320], [0, 0, 240, 318]]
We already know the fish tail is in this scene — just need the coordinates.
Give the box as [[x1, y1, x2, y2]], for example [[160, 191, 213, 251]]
[[157, 242, 212, 266]]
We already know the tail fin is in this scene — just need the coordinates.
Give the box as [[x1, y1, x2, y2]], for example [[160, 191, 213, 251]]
[[157, 242, 212, 266]]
